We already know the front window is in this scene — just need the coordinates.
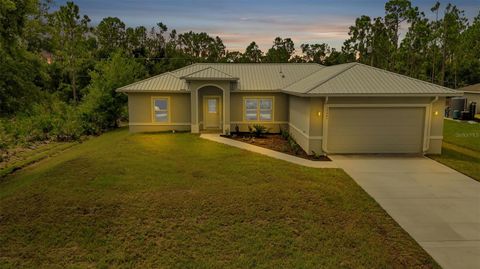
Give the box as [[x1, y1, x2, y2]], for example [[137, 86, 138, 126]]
[[153, 98, 169, 122], [244, 98, 273, 121]]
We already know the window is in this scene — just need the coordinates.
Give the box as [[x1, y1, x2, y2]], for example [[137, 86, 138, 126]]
[[244, 97, 273, 121], [245, 99, 258, 121], [208, 99, 217, 113], [153, 98, 169, 122]]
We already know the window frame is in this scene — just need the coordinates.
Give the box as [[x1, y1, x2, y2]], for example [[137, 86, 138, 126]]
[[151, 96, 171, 124], [243, 96, 274, 122]]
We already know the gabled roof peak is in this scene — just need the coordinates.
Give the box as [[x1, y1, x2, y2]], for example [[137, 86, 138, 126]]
[[180, 66, 239, 81]]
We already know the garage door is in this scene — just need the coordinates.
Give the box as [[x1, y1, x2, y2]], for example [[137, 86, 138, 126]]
[[326, 107, 425, 154]]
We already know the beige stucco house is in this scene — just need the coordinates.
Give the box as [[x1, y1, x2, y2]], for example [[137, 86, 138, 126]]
[[458, 83, 480, 113], [117, 63, 460, 155]]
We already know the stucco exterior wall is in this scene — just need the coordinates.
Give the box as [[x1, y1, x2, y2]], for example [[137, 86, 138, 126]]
[[189, 81, 231, 133], [127, 92, 191, 133], [464, 93, 480, 113], [230, 92, 288, 133], [127, 91, 446, 155], [285, 96, 447, 155], [288, 95, 311, 153], [427, 97, 446, 154]]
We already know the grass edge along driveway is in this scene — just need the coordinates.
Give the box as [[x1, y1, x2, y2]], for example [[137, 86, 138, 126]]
[[429, 119, 480, 182], [0, 130, 440, 268]]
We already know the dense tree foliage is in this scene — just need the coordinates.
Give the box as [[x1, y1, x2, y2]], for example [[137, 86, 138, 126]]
[[0, 0, 478, 150]]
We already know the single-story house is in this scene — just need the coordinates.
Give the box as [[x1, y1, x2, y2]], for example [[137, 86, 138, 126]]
[[117, 62, 460, 155], [458, 83, 480, 112]]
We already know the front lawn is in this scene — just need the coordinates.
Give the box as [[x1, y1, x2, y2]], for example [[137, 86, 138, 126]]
[[0, 130, 438, 268], [429, 120, 480, 182], [443, 119, 480, 152]]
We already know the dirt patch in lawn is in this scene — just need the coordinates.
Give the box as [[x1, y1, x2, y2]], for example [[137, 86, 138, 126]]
[[225, 133, 330, 161]]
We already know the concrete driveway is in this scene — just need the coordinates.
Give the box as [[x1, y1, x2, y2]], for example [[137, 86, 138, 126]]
[[330, 155, 480, 269]]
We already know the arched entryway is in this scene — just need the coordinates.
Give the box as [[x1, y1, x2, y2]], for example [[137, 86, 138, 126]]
[[197, 85, 224, 132]]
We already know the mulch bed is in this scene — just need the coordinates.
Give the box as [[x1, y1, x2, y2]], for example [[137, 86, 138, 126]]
[[224, 133, 331, 161]]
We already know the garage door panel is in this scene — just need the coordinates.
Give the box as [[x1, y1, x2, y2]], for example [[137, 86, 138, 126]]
[[328, 127, 423, 136], [327, 107, 425, 154]]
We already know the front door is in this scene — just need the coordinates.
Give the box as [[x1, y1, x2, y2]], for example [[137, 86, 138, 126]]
[[204, 96, 221, 129]]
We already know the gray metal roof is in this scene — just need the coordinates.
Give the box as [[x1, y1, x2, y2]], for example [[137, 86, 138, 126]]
[[283, 63, 355, 94], [118, 63, 323, 92], [180, 67, 239, 80], [117, 62, 459, 96], [116, 72, 187, 92], [285, 63, 460, 96], [458, 83, 480, 93]]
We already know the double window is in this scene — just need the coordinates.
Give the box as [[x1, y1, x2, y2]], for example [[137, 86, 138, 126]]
[[244, 97, 273, 121], [153, 98, 169, 122]]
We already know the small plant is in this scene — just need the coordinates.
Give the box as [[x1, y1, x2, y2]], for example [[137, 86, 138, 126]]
[[235, 124, 240, 134], [280, 127, 290, 140], [252, 124, 269, 138], [287, 135, 301, 155], [311, 150, 324, 160], [248, 125, 254, 137]]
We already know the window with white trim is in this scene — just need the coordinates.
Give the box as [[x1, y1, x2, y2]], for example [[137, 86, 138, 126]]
[[244, 97, 273, 121], [153, 98, 169, 122]]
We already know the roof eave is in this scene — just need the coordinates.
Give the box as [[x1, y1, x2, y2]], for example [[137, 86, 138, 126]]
[[115, 89, 190, 93], [181, 77, 239, 81], [281, 89, 463, 97]]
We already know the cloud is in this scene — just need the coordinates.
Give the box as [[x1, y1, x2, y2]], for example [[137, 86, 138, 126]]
[[57, 0, 478, 51]]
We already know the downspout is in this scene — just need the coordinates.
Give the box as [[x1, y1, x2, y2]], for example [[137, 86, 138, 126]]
[[424, 96, 439, 153]]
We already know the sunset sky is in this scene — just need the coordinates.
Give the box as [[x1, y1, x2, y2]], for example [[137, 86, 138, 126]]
[[55, 0, 480, 51]]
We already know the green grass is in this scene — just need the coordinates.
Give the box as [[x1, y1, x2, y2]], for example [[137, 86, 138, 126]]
[[429, 119, 480, 182], [0, 130, 439, 268], [0, 142, 78, 178], [430, 143, 480, 181], [443, 119, 480, 152]]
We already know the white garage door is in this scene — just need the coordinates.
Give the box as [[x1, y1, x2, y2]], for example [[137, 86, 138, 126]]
[[326, 107, 425, 154]]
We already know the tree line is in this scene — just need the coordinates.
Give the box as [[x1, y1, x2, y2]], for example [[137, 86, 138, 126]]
[[0, 0, 479, 148]]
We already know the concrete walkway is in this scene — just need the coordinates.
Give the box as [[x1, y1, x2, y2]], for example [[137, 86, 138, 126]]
[[200, 134, 338, 168], [330, 155, 480, 269]]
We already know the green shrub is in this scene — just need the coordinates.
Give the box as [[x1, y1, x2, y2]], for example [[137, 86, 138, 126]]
[[0, 120, 11, 153], [288, 135, 301, 155], [280, 127, 290, 140], [0, 97, 84, 147], [252, 124, 269, 138]]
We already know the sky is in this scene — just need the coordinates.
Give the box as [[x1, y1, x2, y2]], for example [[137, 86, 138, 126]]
[[54, 0, 480, 52]]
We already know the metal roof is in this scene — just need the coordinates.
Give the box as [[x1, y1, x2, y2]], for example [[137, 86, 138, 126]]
[[116, 72, 187, 92], [180, 67, 239, 80], [118, 63, 323, 92], [285, 63, 460, 96], [283, 63, 355, 94], [458, 83, 480, 93], [117, 62, 459, 96]]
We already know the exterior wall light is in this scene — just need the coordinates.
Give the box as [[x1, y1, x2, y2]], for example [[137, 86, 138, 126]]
[[318, 111, 322, 117], [434, 111, 439, 116]]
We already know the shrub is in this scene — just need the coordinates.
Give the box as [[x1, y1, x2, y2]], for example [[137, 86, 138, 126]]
[[0, 97, 84, 148], [252, 124, 269, 138], [288, 135, 301, 155], [0, 120, 11, 153], [280, 127, 290, 140]]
